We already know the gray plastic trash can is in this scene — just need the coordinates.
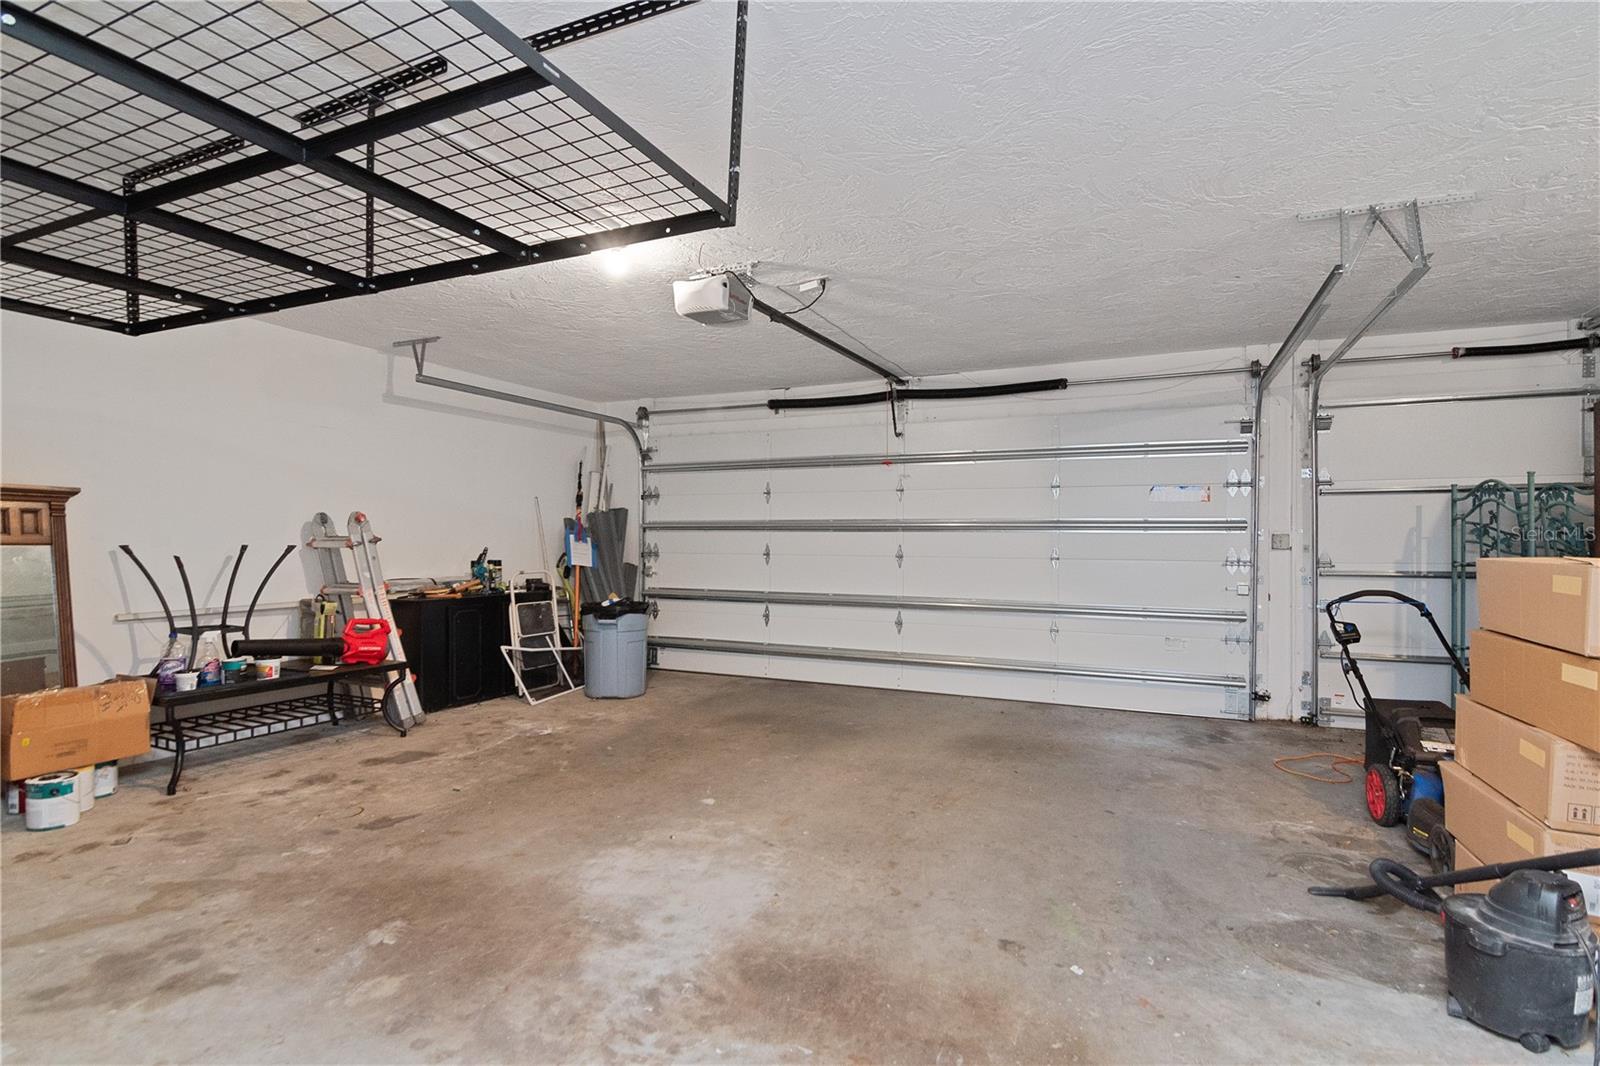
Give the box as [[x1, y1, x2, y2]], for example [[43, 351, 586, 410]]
[[581, 610, 648, 698]]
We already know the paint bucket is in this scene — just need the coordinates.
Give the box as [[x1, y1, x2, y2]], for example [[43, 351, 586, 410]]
[[221, 657, 249, 684], [174, 671, 200, 692], [94, 761, 118, 798], [23, 771, 79, 831], [253, 657, 284, 681], [74, 766, 95, 813]]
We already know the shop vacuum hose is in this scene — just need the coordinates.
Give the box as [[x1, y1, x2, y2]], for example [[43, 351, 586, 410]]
[[1310, 848, 1600, 913]]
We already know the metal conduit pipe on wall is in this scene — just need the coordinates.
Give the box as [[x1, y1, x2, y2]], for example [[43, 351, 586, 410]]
[[649, 587, 1247, 623], [650, 636, 1248, 690]]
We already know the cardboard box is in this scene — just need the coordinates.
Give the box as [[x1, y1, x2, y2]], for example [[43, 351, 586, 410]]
[[1441, 760, 1599, 920], [2, 680, 151, 781], [1477, 556, 1600, 657], [1455, 694, 1600, 832], [1468, 629, 1600, 753]]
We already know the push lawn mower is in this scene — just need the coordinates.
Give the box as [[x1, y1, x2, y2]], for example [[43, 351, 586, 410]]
[[1324, 590, 1471, 858]]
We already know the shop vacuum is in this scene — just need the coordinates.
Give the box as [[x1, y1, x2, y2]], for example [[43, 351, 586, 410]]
[[1312, 849, 1600, 1054]]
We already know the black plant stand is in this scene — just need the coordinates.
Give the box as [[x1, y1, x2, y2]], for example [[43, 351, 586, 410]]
[[148, 660, 410, 795]]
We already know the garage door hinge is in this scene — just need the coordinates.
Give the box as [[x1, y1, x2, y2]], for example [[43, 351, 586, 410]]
[[1050, 474, 1060, 499], [763, 481, 771, 503], [894, 611, 903, 634], [649, 600, 660, 618], [896, 477, 905, 500], [641, 542, 660, 561], [763, 543, 771, 566], [1049, 620, 1059, 643], [641, 485, 661, 504], [1050, 547, 1060, 569], [895, 544, 904, 568], [763, 605, 770, 627]]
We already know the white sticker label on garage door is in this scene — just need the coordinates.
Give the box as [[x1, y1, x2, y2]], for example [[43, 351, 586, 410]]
[[1149, 484, 1212, 503]]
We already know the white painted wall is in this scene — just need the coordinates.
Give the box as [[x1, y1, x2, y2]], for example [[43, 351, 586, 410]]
[[630, 319, 1593, 722], [0, 312, 614, 681]]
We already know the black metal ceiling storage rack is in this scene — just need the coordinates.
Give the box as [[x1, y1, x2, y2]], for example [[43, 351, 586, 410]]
[[0, 0, 745, 333]]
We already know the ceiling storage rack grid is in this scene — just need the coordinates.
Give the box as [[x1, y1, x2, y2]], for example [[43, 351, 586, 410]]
[[0, 0, 746, 333]]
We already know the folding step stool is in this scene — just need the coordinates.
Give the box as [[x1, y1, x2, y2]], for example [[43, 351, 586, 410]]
[[501, 571, 577, 706]]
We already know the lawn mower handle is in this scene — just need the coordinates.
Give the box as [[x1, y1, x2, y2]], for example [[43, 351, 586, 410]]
[[1323, 589, 1470, 690]]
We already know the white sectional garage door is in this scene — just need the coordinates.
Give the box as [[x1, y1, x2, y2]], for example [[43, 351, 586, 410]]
[[640, 377, 1258, 719]]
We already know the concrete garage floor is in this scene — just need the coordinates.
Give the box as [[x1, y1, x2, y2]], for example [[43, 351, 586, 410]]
[[0, 672, 1578, 1064]]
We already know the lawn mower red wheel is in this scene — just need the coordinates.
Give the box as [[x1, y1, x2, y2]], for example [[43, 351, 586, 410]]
[[1365, 763, 1403, 826]]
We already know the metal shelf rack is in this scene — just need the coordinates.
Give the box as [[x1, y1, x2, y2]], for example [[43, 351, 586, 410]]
[[0, 0, 746, 333]]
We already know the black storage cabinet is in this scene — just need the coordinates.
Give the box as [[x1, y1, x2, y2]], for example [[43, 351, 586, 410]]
[[392, 593, 517, 711]]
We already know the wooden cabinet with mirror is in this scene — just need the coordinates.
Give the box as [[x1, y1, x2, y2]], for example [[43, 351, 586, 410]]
[[1, 485, 80, 693]]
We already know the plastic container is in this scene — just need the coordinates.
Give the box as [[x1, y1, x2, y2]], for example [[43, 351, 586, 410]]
[[221, 657, 249, 684], [23, 771, 79, 831], [196, 636, 222, 686], [253, 657, 284, 681], [155, 632, 187, 691], [174, 671, 200, 692], [94, 761, 118, 798], [581, 607, 648, 699]]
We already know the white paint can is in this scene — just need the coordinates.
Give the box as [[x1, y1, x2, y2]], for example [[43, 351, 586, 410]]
[[23, 771, 79, 831], [94, 761, 118, 798], [74, 766, 95, 813]]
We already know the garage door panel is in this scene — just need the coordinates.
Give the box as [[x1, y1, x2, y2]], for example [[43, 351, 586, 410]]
[[904, 614, 1057, 661], [650, 538, 769, 588], [775, 465, 902, 495], [770, 487, 903, 520], [652, 601, 767, 642], [649, 472, 771, 521], [1321, 400, 1581, 482], [901, 664, 1059, 704], [644, 390, 1253, 717], [766, 657, 903, 690], [900, 486, 1060, 520], [1319, 659, 1454, 719], [766, 607, 902, 651], [1319, 496, 1450, 569]]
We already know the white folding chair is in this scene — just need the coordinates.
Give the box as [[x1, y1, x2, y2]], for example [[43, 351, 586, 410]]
[[501, 572, 577, 706]]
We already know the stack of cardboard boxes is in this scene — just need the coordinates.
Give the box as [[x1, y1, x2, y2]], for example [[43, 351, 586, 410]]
[[1445, 557, 1600, 928]]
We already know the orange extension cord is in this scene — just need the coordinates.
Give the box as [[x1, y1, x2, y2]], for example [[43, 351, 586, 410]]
[[1273, 752, 1364, 784]]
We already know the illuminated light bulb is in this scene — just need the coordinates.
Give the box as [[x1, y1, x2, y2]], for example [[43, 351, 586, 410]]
[[594, 246, 632, 278]]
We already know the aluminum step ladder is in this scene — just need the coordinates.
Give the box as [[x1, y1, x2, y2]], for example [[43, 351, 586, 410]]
[[308, 511, 426, 728]]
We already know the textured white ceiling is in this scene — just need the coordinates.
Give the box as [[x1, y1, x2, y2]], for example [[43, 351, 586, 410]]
[[268, 1, 1600, 401]]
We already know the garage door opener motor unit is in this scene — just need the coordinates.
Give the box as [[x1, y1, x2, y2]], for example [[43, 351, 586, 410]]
[[1324, 590, 1469, 854]]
